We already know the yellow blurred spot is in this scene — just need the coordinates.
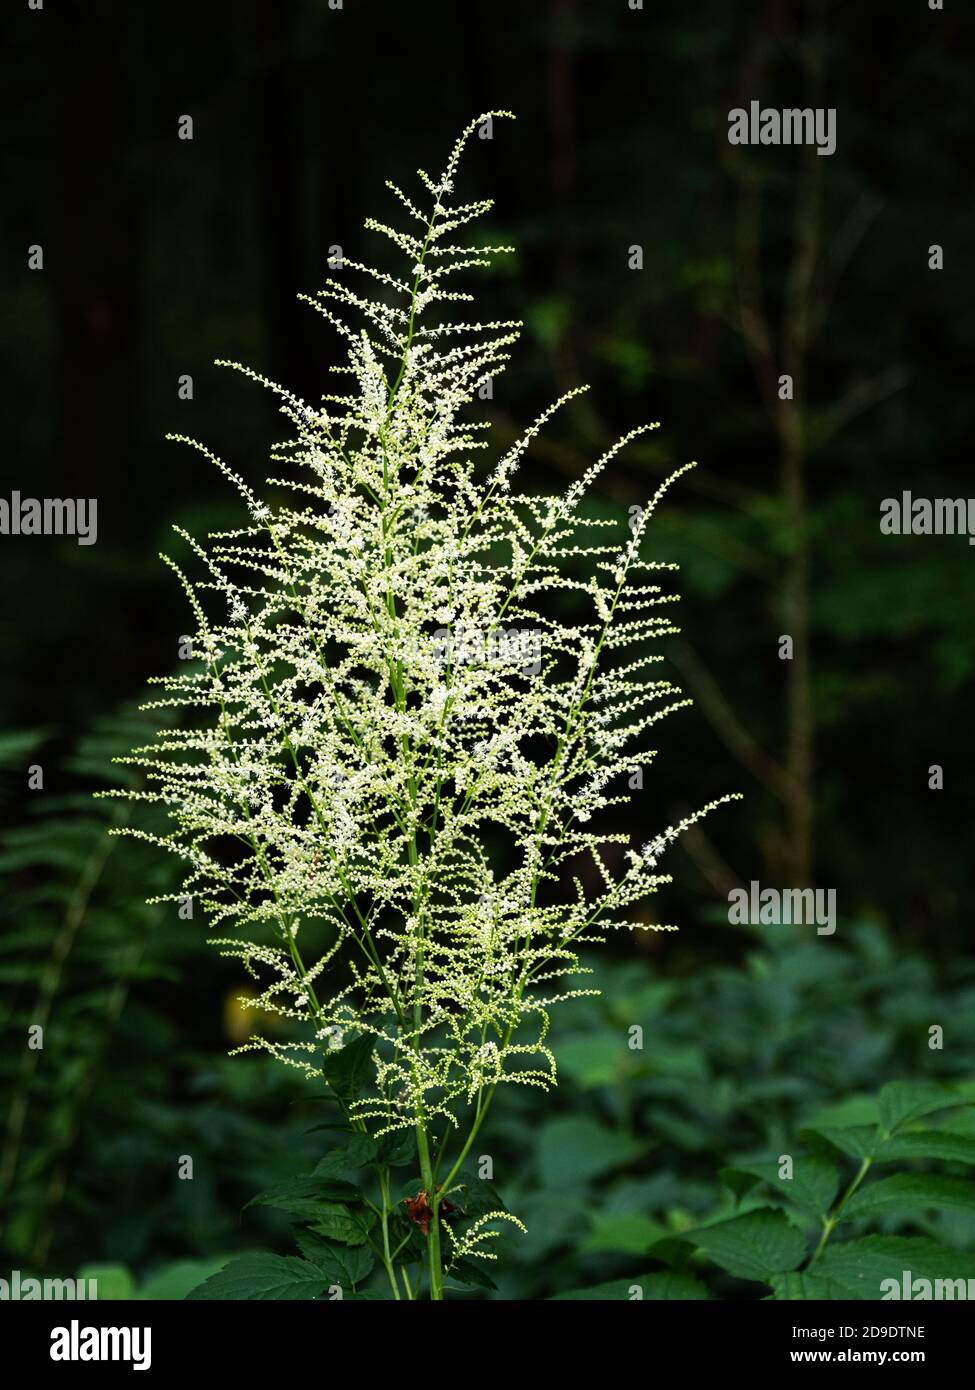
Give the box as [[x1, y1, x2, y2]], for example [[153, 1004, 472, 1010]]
[[223, 987, 284, 1042]]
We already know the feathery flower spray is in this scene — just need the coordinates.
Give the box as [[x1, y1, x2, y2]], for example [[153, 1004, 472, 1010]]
[[103, 113, 739, 1300]]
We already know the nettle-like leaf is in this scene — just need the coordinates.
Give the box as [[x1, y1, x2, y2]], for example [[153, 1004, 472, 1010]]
[[877, 1081, 960, 1135], [875, 1132, 975, 1165], [321, 1033, 377, 1107], [552, 1271, 710, 1301], [656, 1210, 808, 1284], [686, 1083, 975, 1300], [843, 1174, 975, 1221], [719, 1155, 839, 1219], [293, 1229, 375, 1288], [188, 1253, 334, 1301], [813, 1237, 975, 1301], [246, 1176, 362, 1219]]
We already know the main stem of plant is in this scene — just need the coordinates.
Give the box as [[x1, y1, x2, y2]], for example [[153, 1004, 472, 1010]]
[[375, 197, 453, 1301]]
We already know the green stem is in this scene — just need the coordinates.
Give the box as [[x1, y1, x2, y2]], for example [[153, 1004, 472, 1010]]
[[808, 1154, 873, 1266], [436, 1089, 491, 1194], [415, 1121, 444, 1300], [376, 1167, 402, 1300]]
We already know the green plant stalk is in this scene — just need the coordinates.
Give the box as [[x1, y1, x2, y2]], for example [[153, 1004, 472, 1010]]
[[371, 187, 449, 1301], [808, 1154, 874, 1266], [376, 1167, 402, 1299], [415, 1120, 444, 1299]]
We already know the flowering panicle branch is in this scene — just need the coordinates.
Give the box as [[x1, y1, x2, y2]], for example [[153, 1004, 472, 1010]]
[[103, 112, 739, 1297]]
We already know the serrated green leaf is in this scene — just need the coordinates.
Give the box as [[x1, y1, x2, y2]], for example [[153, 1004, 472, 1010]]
[[769, 1271, 844, 1300], [875, 1130, 975, 1165], [310, 1202, 374, 1246], [803, 1125, 878, 1161], [444, 1257, 498, 1291], [247, 1176, 360, 1219], [675, 1209, 807, 1283], [814, 1236, 975, 1299], [452, 1168, 509, 1219], [808, 1095, 880, 1130], [718, 1167, 762, 1203], [186, 1253, 329, 1301], [878, 1081, 960, 1135], [321, 1034, 376, 1106], [932, 1110, 975, 1138], [293, 1229, 374, 1287], [376, 1130, 416, 1167], [721, 1155, 839, 1218], [313, 1133, 379, 1178], [844, 1173, 975, 1221], [552, 1271, 710, 1300]]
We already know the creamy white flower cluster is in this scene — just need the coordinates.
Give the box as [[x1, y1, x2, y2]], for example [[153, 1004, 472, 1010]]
[[104, 113, 739, 1136]]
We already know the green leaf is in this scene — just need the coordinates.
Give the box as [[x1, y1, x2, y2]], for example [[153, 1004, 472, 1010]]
[[844, 1174, 975, 1221], [76, 1264, 135, 1300], [875, 1130, 975, 1165], [769, 1271, 844, 1300], [310, 1203, 374, 1246], [719, 1168, 762, 1204], [939, 1110, 975, 1138], [808, 1095, 880, 1130], [671, 1209, 807, 1283], [803, 1126, 877, 1161], [555, 1034, 640, 1088], [581, 1211, 666, 1255], [509, 1192, 584, 1260], [452, 1168, 509, 1219], [552, 1272, 710, 1300], [294, 1229, 374, 1287], [878, 1081, 960, 1135], [814, 1236, 975, 1300], [377, 1130, 416, 1167], [313, 1134, 379, 1178], [444, 1258, 498, 1292], [303, 1118, 357, 1136], [536, 1117, 643, 1188], [321, 1034, 376, 1106], [247, 1176, 360, 1219], [720, 1155, 839, 1218], [137, 1258, 232, 1300], [186, 1253, 329, 1301]]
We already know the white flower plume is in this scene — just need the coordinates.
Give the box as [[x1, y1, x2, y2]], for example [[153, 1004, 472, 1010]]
[[102, 111, 740, 1137]]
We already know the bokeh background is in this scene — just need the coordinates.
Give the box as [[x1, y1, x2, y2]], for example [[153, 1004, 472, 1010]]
[[2, 0, 973, 1298]]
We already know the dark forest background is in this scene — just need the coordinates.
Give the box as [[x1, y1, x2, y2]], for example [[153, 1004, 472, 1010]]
[[1, 0, 973, 1299]]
